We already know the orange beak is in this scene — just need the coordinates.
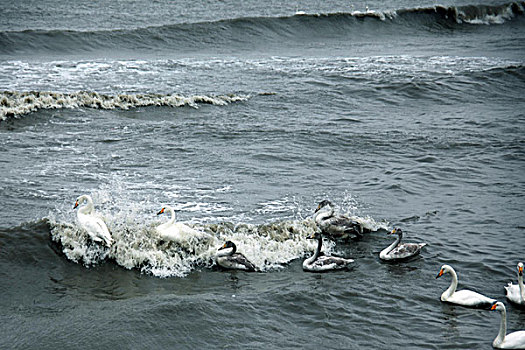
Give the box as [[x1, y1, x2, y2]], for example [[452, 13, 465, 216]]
[[156, 208, 165, 215], [73, 200, 79, 209], [490, 303, 498, 311], [436, 269, 444, 279], [519, 266, 523, 275]]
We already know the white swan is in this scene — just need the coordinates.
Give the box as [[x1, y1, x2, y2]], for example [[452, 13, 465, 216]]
[[313, 200, 367, 240], [436, 265, 496, 307], [156, 205, 203, 243], [216, 241, 256, 272], [73, 195, 113, 247], [379, 228, 426, 261], [505, 262, 525, 306], [490, 301, 525, 349], [302, 231, 354, 272]]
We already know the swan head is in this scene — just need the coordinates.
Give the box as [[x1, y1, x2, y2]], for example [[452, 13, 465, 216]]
[[518, 262, 524, 276], [314, 200, 333, 214], [73, 194, 92, 209], [157, 206, 175, 217], [388, 227, 403, 236], [218, 241, 237, 256], [307, 231, 321, 240], [436, 264, 453, 279], [219, 241, 236, 251], [490, 301, 505, 312]]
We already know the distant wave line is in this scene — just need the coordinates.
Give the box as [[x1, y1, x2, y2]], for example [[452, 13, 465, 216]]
[[1, 2, 523, 55]]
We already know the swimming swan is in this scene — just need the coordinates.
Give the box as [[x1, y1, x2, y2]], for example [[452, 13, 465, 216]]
[[156, 205, 203, 243], [313, 200, 367, 240], [436, 264, 496, 308], [490, 301, 525, 349], [302, 231, 354, 272], [505, 262, 525, 306], [73, 194, 113, 247], [216, 241, 256, 272], [379, 228, 426, 261]]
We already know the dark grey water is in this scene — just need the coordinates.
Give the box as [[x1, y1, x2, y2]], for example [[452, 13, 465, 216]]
[[1, 0, 524, 349]]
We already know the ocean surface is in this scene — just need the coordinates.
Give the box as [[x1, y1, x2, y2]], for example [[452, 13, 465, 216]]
[[1, 0, 524, 348]]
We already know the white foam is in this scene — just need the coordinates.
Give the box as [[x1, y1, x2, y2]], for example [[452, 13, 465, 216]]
[[457, 4, 518, 25], [0, 91, 250, 120], [49, 212, 324, 277], [48, 189, 384, 278]]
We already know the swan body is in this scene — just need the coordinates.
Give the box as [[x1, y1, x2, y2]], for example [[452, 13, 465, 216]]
[[73, 195, 113, 247], [302, 231, 354, 272], [313, 200, 368, 240], [490, 301, 525, 349], [156, 206, 204, 243], [505, 262, 525, 306], [436, 264, 496, 308], [216, 241, 256, 272], [379, 228, 426, 261]]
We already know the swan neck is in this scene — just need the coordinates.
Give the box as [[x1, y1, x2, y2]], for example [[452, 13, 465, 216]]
[[385, 233, 402, 255], [312, 236, 322, 260], [167, 207, 176, 225], [519, 273, 525, 299], [314, 208, 334, 223], [79, 197, 94, 214], [218, 247, 235, 257], [496, 307, 507, 345], [444, 268, 458, 299], [306, 236, 322, 265]]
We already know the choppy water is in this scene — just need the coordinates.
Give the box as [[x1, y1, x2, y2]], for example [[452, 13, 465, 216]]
[[1, 1, 524, 349]]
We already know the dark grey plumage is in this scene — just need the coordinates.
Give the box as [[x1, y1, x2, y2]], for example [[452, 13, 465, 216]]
[[216, 241, 256, 272], [313, 200, 367, 240]]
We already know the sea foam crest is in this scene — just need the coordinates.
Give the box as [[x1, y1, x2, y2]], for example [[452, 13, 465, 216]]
[[49, 216, 327, 277], [48, 191, 386, 278], [0, 90, 250, 120], [456, 2, 523, 24]]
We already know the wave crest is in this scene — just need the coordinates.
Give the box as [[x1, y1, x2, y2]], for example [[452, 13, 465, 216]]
[[0, 90, 250, 120], [48, 211, 386, 277], [1, 2, 523, 56]]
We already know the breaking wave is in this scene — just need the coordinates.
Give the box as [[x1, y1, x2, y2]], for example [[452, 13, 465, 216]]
[[0, 90, 250, 120], [47, 213, 386, 278]]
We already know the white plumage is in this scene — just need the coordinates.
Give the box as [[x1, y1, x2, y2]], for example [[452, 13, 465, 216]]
[[73, 194, 113, 247], [436, 264, 495, 308], [505, 262, 525, 306]]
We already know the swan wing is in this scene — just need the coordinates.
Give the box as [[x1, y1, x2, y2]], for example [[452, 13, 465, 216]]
[[501, 330, 525, 349], [381, 243, 426, 260], [78, 213, 113, 247], [447, 289, 496, 307], [321, 217, 362, 239], [505, 283, 525, 305], [217, 254, 255, 271], [156, 224, 182, 242], [304, 256, 354, 272], [391, 243, 426, 259]]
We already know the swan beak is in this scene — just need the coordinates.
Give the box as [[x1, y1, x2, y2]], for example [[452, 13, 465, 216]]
[[156, 208, 165, 215], [490, 302, 498, 311], [436, 269, 444, 279], [314, 204, 321, 213], [519, 266, 523, 276], [73, 200, 79, 209], [388, 228, 396, 235], [218, 243, 227, 251]]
